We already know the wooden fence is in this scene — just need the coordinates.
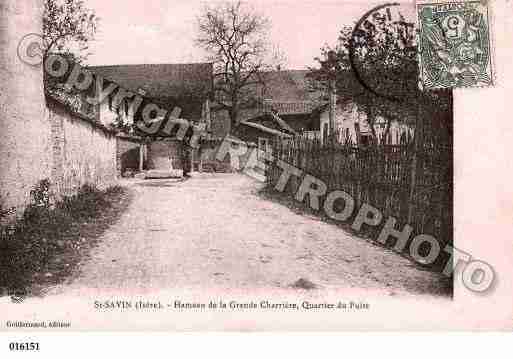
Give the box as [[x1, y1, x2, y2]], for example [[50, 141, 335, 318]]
[[266, 135, 453, 255]]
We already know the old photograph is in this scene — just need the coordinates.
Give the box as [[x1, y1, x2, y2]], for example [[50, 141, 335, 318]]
[[0, 0, 511, 333]]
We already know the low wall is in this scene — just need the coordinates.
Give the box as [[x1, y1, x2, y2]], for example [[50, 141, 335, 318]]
[[47, 96, 117, 200], [0, 1, 118, 219]]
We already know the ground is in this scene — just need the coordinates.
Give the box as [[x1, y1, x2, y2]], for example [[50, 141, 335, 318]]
[[49, 173, 450, 297]]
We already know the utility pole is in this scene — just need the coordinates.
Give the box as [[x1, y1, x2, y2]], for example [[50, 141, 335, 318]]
[[326, 50, 338, 143], [328, 77, 336, 140]]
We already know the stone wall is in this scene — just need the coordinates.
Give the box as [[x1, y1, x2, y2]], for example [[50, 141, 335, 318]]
[[0, 0, 50, 215], [47, 97, 117, 200]]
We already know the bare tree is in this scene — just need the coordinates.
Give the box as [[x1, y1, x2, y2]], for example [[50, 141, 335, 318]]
[[196, 1, 279, 127]]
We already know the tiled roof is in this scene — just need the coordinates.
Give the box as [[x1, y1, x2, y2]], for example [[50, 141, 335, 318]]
[[45, 92, 116, 135], [217, 70, 323, 118], [240, 121, 293, 138], [269, 112, 297, 135], [89, 63, 213, 100], [269, 101, 318, 115], [257, 70, 322, 103]]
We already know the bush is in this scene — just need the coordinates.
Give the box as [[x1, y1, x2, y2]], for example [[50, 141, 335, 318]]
[[0, 179, 127, 298]]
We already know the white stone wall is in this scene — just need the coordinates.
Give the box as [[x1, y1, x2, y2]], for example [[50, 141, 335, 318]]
[[320, 102, 412, 145], [47, 100, 117, 199], [0, 0, 50, 214]]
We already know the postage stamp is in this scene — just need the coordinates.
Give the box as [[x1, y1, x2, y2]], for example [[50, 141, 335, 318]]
[[417, 1, 493, 89]]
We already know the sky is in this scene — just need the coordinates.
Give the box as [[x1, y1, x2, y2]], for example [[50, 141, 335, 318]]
[[83, 0, 415, 69]]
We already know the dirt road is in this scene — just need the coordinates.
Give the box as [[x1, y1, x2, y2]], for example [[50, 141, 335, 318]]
[[52, 173, 449, 297]]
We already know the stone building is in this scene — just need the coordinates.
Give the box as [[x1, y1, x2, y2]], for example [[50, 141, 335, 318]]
[[214, 70, 323, 156], [89, 63, 214, 176], [316, 101, 414, 145]]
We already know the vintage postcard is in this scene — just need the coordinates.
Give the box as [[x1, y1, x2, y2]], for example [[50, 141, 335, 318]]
[[0, 0, 512, 338]]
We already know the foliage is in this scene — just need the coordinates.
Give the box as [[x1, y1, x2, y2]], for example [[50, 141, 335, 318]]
[[43, 0, 99, 101], [308, 7, 452, 143], [196, 1, 284, 127], [43, 0, 99, 62], [0, 180, 126, 298]]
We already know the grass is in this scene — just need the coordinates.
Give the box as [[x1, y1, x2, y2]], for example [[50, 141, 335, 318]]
[[0, 182, 131, 298]]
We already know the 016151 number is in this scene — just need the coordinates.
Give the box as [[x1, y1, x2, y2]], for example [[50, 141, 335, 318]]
[[9, 342, 40, 351]]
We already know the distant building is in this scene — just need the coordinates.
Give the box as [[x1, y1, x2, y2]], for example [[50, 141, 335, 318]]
[[214, 70, 324, 155], [317, 101, 414, 145], [213, 69, 413, 151], [88, 63, 214, 174]]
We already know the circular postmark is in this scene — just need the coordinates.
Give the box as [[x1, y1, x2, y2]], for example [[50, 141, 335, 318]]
[[349, 3, 416, 102]]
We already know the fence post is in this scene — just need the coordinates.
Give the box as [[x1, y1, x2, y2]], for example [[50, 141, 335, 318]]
[[408, 98, 424, 225]]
